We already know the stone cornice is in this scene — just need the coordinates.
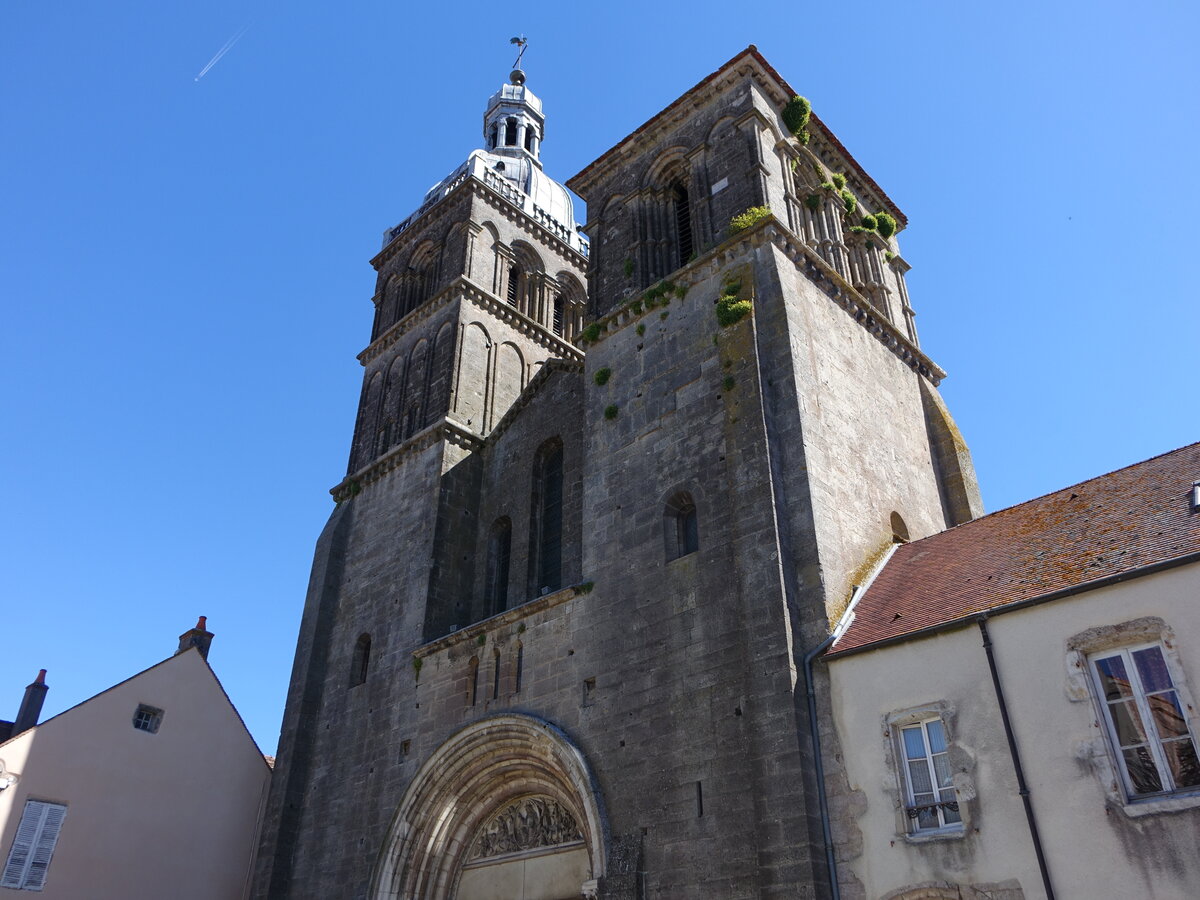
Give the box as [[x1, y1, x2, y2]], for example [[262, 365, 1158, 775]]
[[371, 174, 587, 273], [358, 276, 585, 367], [760, 219, 945, 384], [329, 417, 482, 501], [413, 582, 593, 659], [579, 215, 945, 385]]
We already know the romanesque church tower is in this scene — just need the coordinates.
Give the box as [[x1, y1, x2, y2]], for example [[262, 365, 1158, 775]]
[[254, 47, 982, 900]]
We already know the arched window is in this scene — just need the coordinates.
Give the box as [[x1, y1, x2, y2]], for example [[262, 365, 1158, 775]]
[[350, 634, 371, 687], [672, 182, 694, 269], [891, 511, 910, 543], [524, 127, 535, 152], [505, 118, 517, 146], [507, 264, 523, 308], [664, 492, 699, 560], [552, 295, 564, 336], [484, 517, 512, 616], [489, 122, 498, 149], [529, 438, 564, 596]]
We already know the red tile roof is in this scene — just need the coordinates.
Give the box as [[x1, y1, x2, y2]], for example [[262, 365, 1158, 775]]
[[829, 443, 1200, 656]]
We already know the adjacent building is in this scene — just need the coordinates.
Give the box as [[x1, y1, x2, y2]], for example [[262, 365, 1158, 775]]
[[823, 444, 1200, 900], [0, 619, 271, 899]]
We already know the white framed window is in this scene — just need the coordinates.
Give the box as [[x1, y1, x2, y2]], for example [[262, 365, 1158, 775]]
[[132, 704, 163, 734], [1089, 642, 1200, 799], [898, 718, 961, 833], [1, 800, 67, 891]]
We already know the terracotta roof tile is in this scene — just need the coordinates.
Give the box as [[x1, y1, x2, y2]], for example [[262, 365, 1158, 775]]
[[830, 443, 1200, 656]]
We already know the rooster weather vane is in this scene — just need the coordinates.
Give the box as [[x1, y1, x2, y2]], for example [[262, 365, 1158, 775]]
[[510, 35, 528, 70]]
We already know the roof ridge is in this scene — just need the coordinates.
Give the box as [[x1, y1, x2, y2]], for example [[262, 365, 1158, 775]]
[[901, 440, 1200, 548]]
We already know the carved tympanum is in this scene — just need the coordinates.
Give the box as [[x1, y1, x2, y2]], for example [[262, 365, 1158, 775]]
[[469, 796, 583, 860]]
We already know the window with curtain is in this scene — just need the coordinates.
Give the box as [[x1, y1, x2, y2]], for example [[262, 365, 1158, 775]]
[[897, 718, 961, 833], [1090, 643, 1200, 798]]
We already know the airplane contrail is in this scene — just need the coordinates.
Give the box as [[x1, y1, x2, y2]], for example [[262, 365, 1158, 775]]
[[194, 23, 252, 82]]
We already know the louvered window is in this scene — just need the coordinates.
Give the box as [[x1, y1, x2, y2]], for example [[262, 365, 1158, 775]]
[[507, 265, 522, 308], [1, 800, 67, 891], [552, 295, 564, 336], [673, 183, 693, 269]]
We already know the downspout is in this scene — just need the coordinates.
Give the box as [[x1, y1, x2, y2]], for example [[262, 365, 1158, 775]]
[[804, 544, 898, 900], [978, 615, 1056, 900]]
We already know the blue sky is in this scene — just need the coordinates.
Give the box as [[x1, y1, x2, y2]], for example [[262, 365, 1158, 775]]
[[2, 1, 1196, 754]]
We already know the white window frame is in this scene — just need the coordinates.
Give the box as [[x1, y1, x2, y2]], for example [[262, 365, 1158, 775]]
[[1088, 641, 1200, 800], [897, 717, 962, 835], [1, 800, 67, 891]]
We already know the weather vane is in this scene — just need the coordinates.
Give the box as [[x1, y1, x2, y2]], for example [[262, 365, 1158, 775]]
[[510, 35, 528, 70]]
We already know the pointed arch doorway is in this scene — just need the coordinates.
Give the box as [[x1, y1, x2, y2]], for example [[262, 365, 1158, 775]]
[[372, 715, 606, 900]]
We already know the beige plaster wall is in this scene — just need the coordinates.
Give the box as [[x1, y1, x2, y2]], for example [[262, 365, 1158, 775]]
[[0, 649, 270, 900], [827, 562, 1200, 900]]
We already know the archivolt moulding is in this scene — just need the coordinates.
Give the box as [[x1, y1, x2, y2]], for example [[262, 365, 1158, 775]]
[[371, 714, 607, 900]]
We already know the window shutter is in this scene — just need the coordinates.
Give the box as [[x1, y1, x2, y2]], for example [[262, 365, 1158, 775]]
[[22, 803, 65, 890], [1, 800, 67, 890]]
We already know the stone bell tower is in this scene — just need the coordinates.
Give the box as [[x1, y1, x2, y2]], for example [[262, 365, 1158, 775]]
[[253, 52, 590, 898]]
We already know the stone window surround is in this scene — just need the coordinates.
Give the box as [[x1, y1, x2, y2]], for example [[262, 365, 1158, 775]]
[[882, 701, 975, 843], [1065, 616, 1200, 817]]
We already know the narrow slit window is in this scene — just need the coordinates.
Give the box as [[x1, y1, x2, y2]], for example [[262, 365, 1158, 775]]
[[350, 634, 371, 687], [664, 492, 699, 560], [492, 649, 501, 700], [484, 517, 512, 616], [529, 439, 564, 595], [504, 118, 517, 146]]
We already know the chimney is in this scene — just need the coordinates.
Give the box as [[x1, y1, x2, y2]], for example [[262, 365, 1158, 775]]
[[14, 670, 48, 735], [176, 616, 214, 660]]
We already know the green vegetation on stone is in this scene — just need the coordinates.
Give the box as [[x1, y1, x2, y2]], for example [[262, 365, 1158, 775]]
[[782, 96, 812, 136], [728, 206, 772, 236], [874, 212, 897, 238], [716, 280, 752, 327], [594, 367, 612, 386]]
